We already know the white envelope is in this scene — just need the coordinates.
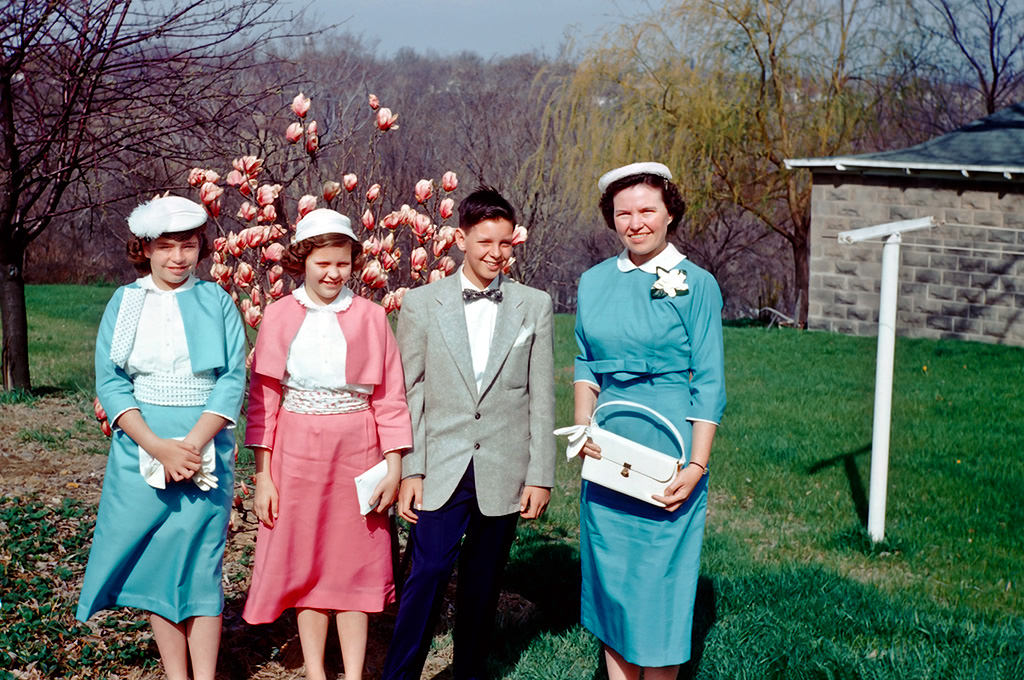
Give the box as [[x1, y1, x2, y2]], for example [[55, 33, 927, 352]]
[[354, 459, 388, 515]]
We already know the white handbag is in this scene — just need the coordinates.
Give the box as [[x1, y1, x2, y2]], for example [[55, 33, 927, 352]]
[[556, 400, 685, 507]]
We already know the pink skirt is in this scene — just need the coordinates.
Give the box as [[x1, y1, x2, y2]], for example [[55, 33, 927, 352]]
[[242, 408, 394, 624]]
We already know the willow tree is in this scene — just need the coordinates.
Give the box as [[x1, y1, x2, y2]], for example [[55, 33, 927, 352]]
[[529, 0, 890, 324]]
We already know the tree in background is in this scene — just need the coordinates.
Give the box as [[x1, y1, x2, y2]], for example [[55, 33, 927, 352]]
[[530, 0, 894, 325], [0, 1, 298, 390]]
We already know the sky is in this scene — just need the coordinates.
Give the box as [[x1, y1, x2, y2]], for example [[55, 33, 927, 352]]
[[277, 0, 653, 58]]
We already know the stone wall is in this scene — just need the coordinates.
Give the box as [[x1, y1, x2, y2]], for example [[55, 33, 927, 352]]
[[808, 173, 1024, 345]]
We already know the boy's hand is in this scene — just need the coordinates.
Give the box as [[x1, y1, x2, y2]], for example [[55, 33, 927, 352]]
[[519, 486, 551, 519], [253, 471, 279, 528], [397, 477, 423, 523]]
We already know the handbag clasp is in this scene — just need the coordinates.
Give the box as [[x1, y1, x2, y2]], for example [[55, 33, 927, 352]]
[[620, 463, 631, 478]]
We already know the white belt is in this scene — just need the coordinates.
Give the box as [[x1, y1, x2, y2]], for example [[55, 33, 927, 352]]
[[134, 373, 216, 406], [282, 387, 370, 415]]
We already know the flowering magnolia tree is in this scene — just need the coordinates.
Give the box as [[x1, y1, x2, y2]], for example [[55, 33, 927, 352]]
[[188, 92, 529, 338]]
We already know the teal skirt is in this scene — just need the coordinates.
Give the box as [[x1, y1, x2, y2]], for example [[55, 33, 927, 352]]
[[76, 403, 234, 623], [580, 377, 707, 667]]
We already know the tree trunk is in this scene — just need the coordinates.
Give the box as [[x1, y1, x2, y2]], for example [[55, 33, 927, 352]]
[[791, 230, 810, 328], [1, 241, 31, 390]]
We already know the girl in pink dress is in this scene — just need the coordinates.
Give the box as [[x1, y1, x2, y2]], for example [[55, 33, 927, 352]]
[[242, 209, 412, 680]]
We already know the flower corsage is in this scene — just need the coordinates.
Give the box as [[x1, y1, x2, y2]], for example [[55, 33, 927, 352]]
[[651, 266, 689, 299]]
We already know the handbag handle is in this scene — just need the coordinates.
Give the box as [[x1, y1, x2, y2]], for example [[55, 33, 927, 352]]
[[591, 400, 687, 460]]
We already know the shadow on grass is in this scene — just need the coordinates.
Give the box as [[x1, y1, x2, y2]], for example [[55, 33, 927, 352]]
[[807, 443, 871, 525]]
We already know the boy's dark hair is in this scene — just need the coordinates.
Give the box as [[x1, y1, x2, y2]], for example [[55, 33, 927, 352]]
[[598, 173, 686, 234], [126, 226, 210, 274], [281, 232, 364, 278], [458, 185, 516, 230]]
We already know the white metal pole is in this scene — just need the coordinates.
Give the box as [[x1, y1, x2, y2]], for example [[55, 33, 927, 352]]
[[867, 232, 902, 542]]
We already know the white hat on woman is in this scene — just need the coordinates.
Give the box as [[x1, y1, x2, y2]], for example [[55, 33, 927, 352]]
[[597, 162, 673, 193], [292, 208, 357, 244], [127, 196, 208, 239]]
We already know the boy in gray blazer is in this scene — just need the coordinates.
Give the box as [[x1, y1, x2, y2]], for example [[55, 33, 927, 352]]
[[381, 186, 556, 680]]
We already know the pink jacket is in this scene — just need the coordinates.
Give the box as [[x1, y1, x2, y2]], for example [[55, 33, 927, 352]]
[[244, 293, 412, 454]]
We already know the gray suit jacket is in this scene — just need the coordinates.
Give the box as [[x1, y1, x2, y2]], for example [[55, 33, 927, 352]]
[[397, 272, 556, 515]]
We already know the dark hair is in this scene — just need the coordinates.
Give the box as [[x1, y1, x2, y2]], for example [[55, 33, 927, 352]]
[[598, 174, 686, 233], [126, 226, 210, 274], [281, 232, 364, 278], [458, 185, 516, 230]]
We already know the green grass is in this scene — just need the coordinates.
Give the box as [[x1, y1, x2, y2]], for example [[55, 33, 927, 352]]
[[5, 285, 1024, 679]]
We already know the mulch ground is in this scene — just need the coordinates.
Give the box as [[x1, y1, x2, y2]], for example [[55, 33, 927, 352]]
[[1, 396, 538, 679]]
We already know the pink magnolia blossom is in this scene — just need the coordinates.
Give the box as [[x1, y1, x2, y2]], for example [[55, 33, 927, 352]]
[[225, 169, 245, 187], [323, 181, 341, 202], [343, 173, 358, 192], [297, 194, 317, 218], [245, 347, 256, 370], [238, 179, 254, 197], [285, 121, 303, 143], [366, 183, 381, 203], [206, 199, 221, 218], [410, 246, 428, 270], [411, 213, 433, 240], [199, 181, 223, 205], [433, 225, 456, 257], [268, 264, 284, 285], [226, 232, 243, 256], [250, 286, 262, 308], [212, 250, 225, 264], [362, 208, 375, 230], [258, 204, 277, 223], [262, 242, 285, 262], [291, 92, 311, 118], [204, 169, 221, 184], [256, 184, 280, 207], [439, 197, 454, 219], [305, 120, 319, 153], [92, 396, 107, 422], [380, 250, 399, 271], [269, 224, 287, 240], [233, 156, 263, 178], [368, 93, 380, 110], [243, 226, 265, 249], [441, 171, 458, 192], [380, 233, 395, 253], [376, 107, 398, 131], [234, 261, 255, 286], [361, 259, 383, 286], [237, 201, 257, 222], [210, 263, 231, 284], [382, 291, 399, 314], [363, 236, 382, 257], [372, 271, 388, 288], [414, 179, 433, 204], [394, 286, 408, 307], [381, 212, 401, 230], [502, 256, 516, 275], [243, 304, 263, 329], [188, 168, 207, 187], [213, 236, 227, 252], [511, 224, 529, 246], [428, 269, 445, 283], [437, 255, 456, 274], [268, 278, 284, 299]]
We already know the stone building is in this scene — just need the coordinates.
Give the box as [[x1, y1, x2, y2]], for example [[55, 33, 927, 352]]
[[786, 103, 1024, 346]]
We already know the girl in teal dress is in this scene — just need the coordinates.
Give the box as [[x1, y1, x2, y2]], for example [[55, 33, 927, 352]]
[[76, 196, 246, 680], [572, 163, 726, 679]]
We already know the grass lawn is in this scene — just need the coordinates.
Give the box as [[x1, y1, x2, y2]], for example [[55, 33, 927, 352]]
[[3, 283, 1023, 679]]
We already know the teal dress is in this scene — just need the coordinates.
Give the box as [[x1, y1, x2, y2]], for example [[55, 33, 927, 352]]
[[574, 249, 726, 666], [76, 278, 246, 623]]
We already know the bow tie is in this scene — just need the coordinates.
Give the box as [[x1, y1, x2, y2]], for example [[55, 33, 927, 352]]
[[462, 288, 503, 303]]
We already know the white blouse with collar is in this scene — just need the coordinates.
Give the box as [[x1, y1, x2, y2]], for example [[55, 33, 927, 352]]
[[125, 275, 205, 379], [282, 286, 371, 394]]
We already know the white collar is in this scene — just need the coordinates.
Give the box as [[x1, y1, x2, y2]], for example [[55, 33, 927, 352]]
[[459, 266, 502, 292], [137, 274, 197, 294], [615, 243, 686, 274], [292, 284, 354, 312]]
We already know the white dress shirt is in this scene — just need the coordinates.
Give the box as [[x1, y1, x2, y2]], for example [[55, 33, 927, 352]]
[[460, 267, 501, 392]]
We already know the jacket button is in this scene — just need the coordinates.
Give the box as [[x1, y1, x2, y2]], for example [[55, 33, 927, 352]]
[[474, 412, 481, 420], [474, 442, 480, 450]]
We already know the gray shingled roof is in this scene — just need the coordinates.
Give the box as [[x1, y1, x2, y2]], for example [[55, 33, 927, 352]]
[[786, 102, 1024, 178]]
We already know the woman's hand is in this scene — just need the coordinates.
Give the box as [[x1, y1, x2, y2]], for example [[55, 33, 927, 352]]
[[579, 437, 602, 459], [371, 471, 401, 514], [253, 471, 279, 528], [149, 438, 202, 482], [652, 464, 705, 512]]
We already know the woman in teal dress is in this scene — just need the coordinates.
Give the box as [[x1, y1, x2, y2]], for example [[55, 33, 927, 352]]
[[76, 196, 245, 680], [572, 162, 726, 679]]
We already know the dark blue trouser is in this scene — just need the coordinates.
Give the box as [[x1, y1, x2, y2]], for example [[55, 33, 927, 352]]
[[381, 463, 519, 680]]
